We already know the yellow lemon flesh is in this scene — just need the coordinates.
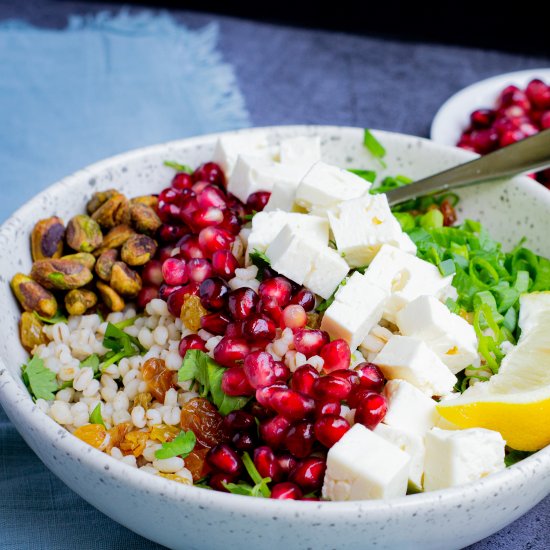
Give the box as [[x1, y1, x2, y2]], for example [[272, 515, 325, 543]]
[[437, 292, 550, 451]]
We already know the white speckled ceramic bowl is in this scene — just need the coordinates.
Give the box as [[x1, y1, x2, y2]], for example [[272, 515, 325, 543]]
[[1, 126, 549, 550]]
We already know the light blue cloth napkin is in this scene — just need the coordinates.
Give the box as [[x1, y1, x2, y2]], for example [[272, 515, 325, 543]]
[[0, 10, 250, 222], [0, 10, 249, 548]]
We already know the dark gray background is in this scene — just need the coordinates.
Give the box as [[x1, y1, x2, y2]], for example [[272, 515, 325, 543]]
[[0, 1, 549, 548]]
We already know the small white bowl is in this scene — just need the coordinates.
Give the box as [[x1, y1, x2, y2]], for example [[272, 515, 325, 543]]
[[431, 68, 550, 146], [1, 126, 550, 550]]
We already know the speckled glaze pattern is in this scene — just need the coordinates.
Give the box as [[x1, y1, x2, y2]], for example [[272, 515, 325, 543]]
[[0, 126, 549, 550]]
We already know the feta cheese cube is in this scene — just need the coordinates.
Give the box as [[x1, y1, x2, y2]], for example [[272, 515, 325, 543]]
[[383, 379, 438, 435], [423, 427, 506, 491], [280, 136, 322, 167], [328, 194, 414, 268], [263, 180, 299, 212], [374, 423, 425, 491], [320, 272, 388, 349], [304, 245, 350, 299], [373, 336, 457, 396], [362, 245, 453, 323], [212, 133, 275, 175], [322, 424, 410, 501], [228, 156, 305, 203], [396, 295, 479, 374], [295, 162, 368, 213], [245, 211, 329, 262]]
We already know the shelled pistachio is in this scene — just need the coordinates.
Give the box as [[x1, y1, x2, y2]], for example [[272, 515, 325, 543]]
[[95, 249, 118, 281], [61, 252, 96, 270], [110, 262, 142, 296], [96, 281, 125, 312], [66, 215, 103, 252], [91, 193, 130, 229], [10, 273, 57, 318], [30, 217, 65, 261], [65, 289, 98, 316], [121, 234, 157, 266], [19, 312, 48, 352], [30, 259, 93, 290]]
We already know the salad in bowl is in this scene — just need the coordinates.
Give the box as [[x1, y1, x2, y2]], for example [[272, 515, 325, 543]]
[[8, 128, 550, 504]]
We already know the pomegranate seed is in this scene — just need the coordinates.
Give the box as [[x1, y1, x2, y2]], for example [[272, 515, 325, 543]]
[[285, 421, 315, 458], [497, 85, 530, 110], [231, 431, 257, 452], [256, 383, 288, 408], [178, 196, 199, 226], [347, 387, 376, 409], [526, 79, 550, 110], [541, 111, 550, 130], [519, 122, 539, 137], [157, 244, 177, 262], [209, 472, 236, 492], [293, 329, 330, 357], [221, 366, 254, 396], [211, 250, 238, 279], [259, 415, 291, 449], [249, 401, 275, 420], [157, 202, 181, 223], [161, 258, 188, 286], [289, 288, 316, 311], [254, 446, 281, 481], [272, 361, 291, 383], [177, 234, 205, 260], [330, 369, 360, 386], [320, 339, 351, 373], [192, 207, 224, 230], [356, 362, 386, 392], [500, 129, 525, 147], [141, 259, 164, 287], [243, 315, 277, 341], [270, 482, 302, 500], [244, 351, 278, 389], [269, 388, 315, 421], [222, 411, 256, 433], [277, 454, 298, 478], [354, 392, 387, 430], [192, 181, 211, 194], [258, 277, 293, 307], [315, 401, 341, 417], [187, 258, 214, 283], [178, 334, 207, 357], [159, 187, 184, 204], [166, 286, 186, 317], [225, 321, 245, 338], [470, 129, 499, 154], [289, 457, 326, 492], [218, 209, 241, 235], [192, 162, 226, 187], [198, 226, 235, 256], [199, 277, 229, 310], [227, 288, 259, 320], [136, 286, 158, 309], [290, 365, 320, 397], [313, 375, 352, 401], [314, 414, 350, 448], [499, 105, 529, 120], [213, 337, 250, 368], [171, 172, 193, 190], [206, 444, 242, 475], [470, 108, 495, 128], [158, 283, 180, 301], [246, 191, 271, 212], [257, 296, 283, 322], [281, 304, 307, 329], [197, 185, 227, 209], [200, 311, 231, 335]]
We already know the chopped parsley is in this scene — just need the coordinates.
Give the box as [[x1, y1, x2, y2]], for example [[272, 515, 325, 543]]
[[363, 129, 387, 167], [223, 452, 271, 497], [33, 310, 68, 325], [100, 322, 145, 371], [348, 168, 377, 183], [155, 430, 196, 460], [89, 403, 105, 427], [249, 248, 271, 279], [163, 160, 193, 174], [21, 356, 58, 401]]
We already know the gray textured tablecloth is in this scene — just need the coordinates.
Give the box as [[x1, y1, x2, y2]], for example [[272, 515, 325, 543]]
[[0, 1, 549, 548]]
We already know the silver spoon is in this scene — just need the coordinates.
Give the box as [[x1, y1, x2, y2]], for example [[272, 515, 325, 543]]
[[385, 128, 550, 206]]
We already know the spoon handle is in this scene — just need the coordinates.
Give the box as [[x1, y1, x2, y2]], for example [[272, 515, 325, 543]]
[[386, 128, 550, 206]]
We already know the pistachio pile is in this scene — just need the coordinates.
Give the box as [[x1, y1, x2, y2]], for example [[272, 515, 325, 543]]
[[11, 190, 162, 350]]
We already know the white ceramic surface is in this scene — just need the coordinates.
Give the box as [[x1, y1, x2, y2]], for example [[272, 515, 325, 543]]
[[431, 68, 550, 146], [1, 126, 550, 550]]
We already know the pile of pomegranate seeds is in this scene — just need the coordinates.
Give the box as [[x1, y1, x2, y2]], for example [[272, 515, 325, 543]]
[[138, 160, 390, 499], [457, 79, 550, 186]]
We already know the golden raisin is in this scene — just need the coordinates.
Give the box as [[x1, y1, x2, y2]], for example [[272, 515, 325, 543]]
[[180, 397, 227, 449], [73, 424, 108, 449], [132, 392, 153, 411], [306, 312, 321, 329], [158, 473, 192, 485], [184, 447, 211, 482], [180, 294, 208, 331], [106, 422, 132, 451], [120, 430, 150, 457], [142, 358, 176, 403], [150, 423, 181, 443]]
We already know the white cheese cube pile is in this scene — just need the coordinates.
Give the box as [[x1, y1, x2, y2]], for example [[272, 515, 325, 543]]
[[396, 295, 480, 374], [383, 379, 439, 435], [327, 193, 416, 268], [374, 423, 425, 491], [212, 132, 276, 175], [362, 244, 454, 323], [373, 336, 457, 397], [265, 224, 349, 299], [320, 271, 387, 349], [322, 424, 411, 501], [294, 161, 368, 214], [423, 427, 506, 491]]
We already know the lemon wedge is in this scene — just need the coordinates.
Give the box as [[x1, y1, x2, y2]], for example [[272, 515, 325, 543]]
[[437, 292, 550, 451]]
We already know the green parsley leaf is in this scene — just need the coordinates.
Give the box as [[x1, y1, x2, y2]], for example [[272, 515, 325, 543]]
[[223, 452, 271, 497], [113, 315, 142, 330], [505, 449, 533, 467], [21, 356, 58, 401], [363, 129, 386, 168], [89, 403, 105, 427], [316, 277, 347, 313], [33, 310, 68, 325], [155, 430, 196, 460], [179, 350, 249, 415], [80, 354, 100, 374], [248, 249, 271, 280], [163, 160, 193, 174], [244, 211, 257, 222], [347, 169, 377, 183], [100, 323, 145, 371]]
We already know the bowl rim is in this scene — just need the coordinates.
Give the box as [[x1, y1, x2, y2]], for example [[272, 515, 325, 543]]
[[1, 124, 549, 517]]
